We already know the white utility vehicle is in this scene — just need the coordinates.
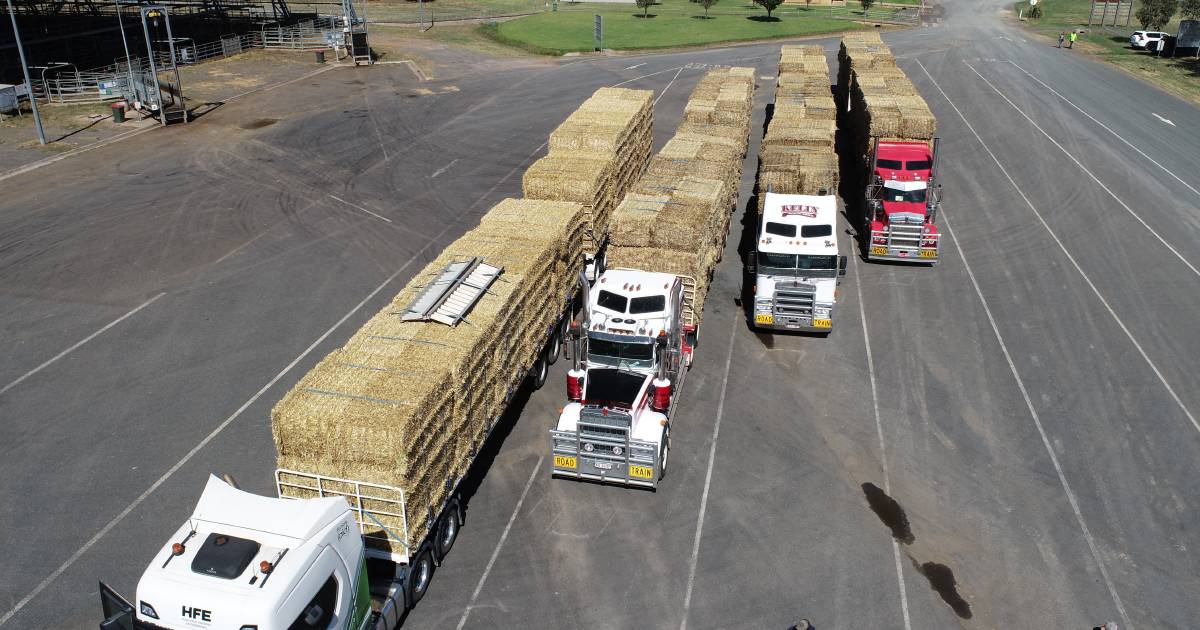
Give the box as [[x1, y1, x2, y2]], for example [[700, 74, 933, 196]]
[[1130, 31, 1168, 49], [550, 268, 697, 489], [749, 192, 846, 334]]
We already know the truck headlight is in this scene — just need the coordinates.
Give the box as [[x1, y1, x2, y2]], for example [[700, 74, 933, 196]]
[[139, 601, 159, 620], [814, 305, 832, 318], [754, 299, 772, 311]]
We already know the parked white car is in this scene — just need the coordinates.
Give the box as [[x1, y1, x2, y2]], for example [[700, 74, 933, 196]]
[[1129, 31, 1168, 49]]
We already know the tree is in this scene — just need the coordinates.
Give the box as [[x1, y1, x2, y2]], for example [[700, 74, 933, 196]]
[[805, 0, 812, 10], [1181, 0, 1200, 19], [754, 0, 784, 17], [1028, 3, 1042, 18], [636, 0, 654, 17], [699, 0, 718, 16], [860, 0, 875, 17], [1136, 0, 1177, 29]]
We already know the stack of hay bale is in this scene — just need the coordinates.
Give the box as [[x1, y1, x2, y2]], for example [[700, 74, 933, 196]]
[[757, 45, 839, 208], [523, 87, 654, 260], [606, 67, 756, 320], [273, 197, 587, 555], [837, 32, 936, 167]]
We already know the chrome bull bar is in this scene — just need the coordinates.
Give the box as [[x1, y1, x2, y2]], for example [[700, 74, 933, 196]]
[[867, 227, 939, 263], [550, 426, 660, 488]]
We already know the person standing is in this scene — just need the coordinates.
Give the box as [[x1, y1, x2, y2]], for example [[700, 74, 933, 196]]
[[1068, 31, 1077, 48], [1058, 31, 1065, 48]]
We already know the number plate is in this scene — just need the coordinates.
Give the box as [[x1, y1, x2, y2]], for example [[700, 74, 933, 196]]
[[920, 250, 936, 258], [813, 318, 832, 329], [553, 455, 576, 469], [629, 464, 654, 479], [593, 461, 613, 470], [871, 246, 888, 255], [754, 313, 774, 325]]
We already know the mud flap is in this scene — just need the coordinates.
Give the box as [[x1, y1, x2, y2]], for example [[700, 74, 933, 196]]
[[99, 581, 135, 630]]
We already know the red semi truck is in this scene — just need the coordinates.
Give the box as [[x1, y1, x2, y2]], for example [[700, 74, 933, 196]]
[[863, 137, 943, 264]]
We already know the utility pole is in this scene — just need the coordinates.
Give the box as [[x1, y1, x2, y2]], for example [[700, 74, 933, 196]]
[[5, 0, 46, 145]]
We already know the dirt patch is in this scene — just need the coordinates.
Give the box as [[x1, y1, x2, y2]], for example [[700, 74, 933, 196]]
[[179, 49, 328, 104], [240, 118, 279, 129]]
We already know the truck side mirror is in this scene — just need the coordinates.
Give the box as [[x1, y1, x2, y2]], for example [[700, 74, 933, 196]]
[[747, 250, 758, 274], [838, 255, 848, 277]]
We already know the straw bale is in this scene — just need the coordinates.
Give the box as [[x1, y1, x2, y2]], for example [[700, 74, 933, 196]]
[[610, 193, 668, 248]]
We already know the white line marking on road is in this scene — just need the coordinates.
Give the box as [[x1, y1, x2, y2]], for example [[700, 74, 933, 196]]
[[456, 456, 544, 630], [611, 65, 685, 88], [850, 254, 913, 630], [919, 57, 1135, 630], [327, 194, 393, 223], [431, 158, 458, 178], [624, 62, 647, 70], [1151, 112, 1176, 126], [679, 313, 738, 630], [0, 124, 157, 183], [0, 292, 166, 398], [956, 62, 1200, 433], [0, 139, 552, 628], [654, 67, 686, 107], [964, 61, 1200, 280], [1005, 61, 1198, 198]]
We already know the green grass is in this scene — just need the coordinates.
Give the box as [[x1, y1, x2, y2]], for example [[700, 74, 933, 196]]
[[368, 0, 544, 23], [1016, 0, 1200, 104], [492, 1, 872, 54]]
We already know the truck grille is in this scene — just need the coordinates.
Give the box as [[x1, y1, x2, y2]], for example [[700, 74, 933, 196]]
[[774, 285, 815, 317], [887, 223, 924, 249]]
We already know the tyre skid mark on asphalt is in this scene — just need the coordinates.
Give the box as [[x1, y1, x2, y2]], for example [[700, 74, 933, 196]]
[[962, 61, 1200, 281], [1002, 60, 1199, 199], [957, 60, 1200, 436], [915, 57, 1134, 630], [0, 137, 554, 628]]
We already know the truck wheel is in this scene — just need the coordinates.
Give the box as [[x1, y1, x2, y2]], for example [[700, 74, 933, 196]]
[[531, 351, 549, 390], [658, 429, 671, 481], [406, 545, 435, 608], [434, 500, 461, 561], [545, 320, 562, 366]]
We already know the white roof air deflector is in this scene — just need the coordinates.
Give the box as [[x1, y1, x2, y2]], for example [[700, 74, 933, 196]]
[[402, 257, 503, 326]]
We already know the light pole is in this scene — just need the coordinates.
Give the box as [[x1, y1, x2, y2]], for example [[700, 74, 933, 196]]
[[5, 0, 46, 145]]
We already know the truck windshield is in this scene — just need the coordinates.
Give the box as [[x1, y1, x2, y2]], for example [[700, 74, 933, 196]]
[[758, 253, 838, 278], [588, 338, 654, 369], [883, 187, 927, 203]]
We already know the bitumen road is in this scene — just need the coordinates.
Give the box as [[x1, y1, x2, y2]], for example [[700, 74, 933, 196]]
[[1, 0, 1199, 626]]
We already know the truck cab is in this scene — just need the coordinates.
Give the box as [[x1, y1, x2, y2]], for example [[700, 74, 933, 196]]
[[750, 192, 846, 334], [550, 269, 694, 489], [100, 475, 374, 630], [864, 138, 942, 263]]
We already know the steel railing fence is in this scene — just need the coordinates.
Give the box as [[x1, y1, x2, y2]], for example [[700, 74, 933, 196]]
[[30, 19, 338, 105]]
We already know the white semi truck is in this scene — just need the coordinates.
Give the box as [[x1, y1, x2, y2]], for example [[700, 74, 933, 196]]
[[749, 192, 847, 334], [549, 268, 697, 489], [99, 274, 589, 630]]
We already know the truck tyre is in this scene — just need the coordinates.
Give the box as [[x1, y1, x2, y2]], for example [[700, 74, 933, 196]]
[[658, 429, 671, 481], [406, 545, 435, 608], [434, 500, 461, 561], [546, 319, 563, 366], [531, 351, 549, 390]]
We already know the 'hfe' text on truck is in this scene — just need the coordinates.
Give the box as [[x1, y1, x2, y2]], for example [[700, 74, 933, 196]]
[[864, 137, 943, 263], [751, 193, 846, 334], [550, 268, 696, 489]]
